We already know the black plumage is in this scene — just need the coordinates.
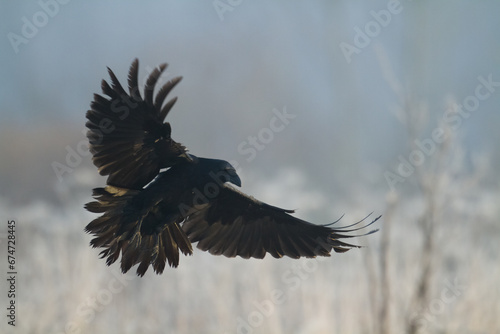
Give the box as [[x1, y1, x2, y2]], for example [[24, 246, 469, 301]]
[[85, 59, 380, 276]]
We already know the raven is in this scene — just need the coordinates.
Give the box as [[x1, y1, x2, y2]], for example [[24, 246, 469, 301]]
[[85, 59, 380, 276]]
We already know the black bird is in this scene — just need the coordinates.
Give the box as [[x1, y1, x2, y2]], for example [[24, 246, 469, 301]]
[[85, 59, 380, 276]]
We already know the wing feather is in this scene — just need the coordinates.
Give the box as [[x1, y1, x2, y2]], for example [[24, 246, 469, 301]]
[[155, 77, 182, 117], [183, 186, 379, 260], [86, 58, 189, 189], [128, 58, 141, 100], [144, 63, 167, 105]]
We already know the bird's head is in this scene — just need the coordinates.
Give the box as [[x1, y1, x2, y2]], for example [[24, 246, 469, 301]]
[[197, 157, 242, 187]]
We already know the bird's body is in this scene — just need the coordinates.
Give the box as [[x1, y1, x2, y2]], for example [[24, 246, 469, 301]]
[[85, 59, 379, 276]]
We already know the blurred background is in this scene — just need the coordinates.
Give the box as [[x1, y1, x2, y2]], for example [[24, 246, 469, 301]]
[[1, 1, 499, 333]]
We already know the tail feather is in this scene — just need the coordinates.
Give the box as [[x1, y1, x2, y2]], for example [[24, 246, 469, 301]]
[[137, 251, 153, 276], [171, 222, 194, 256], [85, 185, 193, 276], [155, 233, 168, 274]]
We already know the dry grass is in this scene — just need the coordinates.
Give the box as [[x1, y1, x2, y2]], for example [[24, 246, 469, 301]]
[[1, 165, 498, 334]]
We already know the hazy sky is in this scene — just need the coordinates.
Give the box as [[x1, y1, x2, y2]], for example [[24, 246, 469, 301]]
[[1, 1, 499, 205]]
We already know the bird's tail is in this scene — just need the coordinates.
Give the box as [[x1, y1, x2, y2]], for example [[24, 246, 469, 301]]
[[84, 185, 193, 276]]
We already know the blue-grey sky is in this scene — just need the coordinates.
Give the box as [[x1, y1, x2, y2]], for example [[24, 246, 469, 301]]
[[1, 0, 499, 205]]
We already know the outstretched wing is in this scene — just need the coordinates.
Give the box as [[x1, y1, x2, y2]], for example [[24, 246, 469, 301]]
[[86, 58, 190, 189], [182, 186, 380, 259]]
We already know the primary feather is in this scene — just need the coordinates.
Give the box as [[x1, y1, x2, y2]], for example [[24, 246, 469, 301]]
[[85, 59, 380, 276]]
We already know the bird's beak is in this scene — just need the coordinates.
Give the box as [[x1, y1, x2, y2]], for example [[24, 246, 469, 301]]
[[230, 174, 242, 187], [225, 167, 242, 187], [227, 169, 241, 187]]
